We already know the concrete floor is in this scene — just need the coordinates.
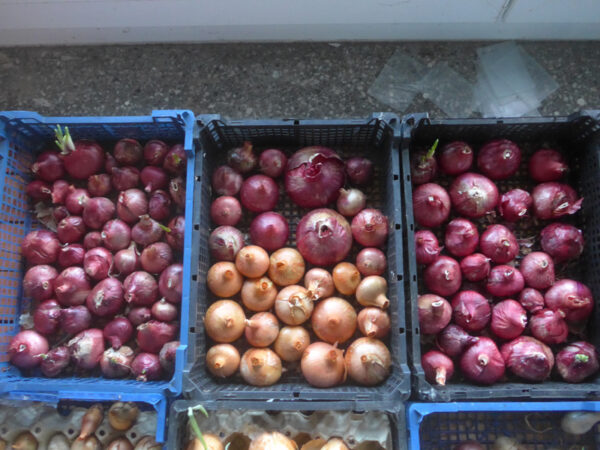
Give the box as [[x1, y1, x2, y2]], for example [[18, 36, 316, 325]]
[[0, 41, 598, 119]]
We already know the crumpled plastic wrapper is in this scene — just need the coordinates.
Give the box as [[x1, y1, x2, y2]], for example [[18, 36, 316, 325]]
[[188, 409, 392, 449], [420, 62, 476, 117]]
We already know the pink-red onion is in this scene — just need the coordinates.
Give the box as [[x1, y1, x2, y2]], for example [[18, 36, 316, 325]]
[[102, 219, 131, 252], [498, 189, 532, 222], [346, 157, 374, 186], [556, 341, 600, 383], [356, 247, 387, 276], [114, 242, 140, 276], [83, 231, 103, 250], [530, 309, 568, 345], [148, 189, 172, 221], [132, 215, 164, 247], [86, 278, 124, 317], [140, 166, 169, 193], [114, 138, 142, 165], [519, 288, 545, 314], [141, 242, 173, 274], [124, 271, 158, 306], [422, 350, 454, 386], [26, 180, 52, 201], [245, 311, 280, 347], [158, 263, 183, 304], [477, 139, 521, 180], [60, 305, 92, 335], [410, 147, 438, 185], [209, 225, 244, 262], [439, 141, 473, 175], [436, 324, 479, 358], [259, 148, 287, 178], [337, 188, 366, 217], [449, 173, 499, 218], [87, 173, 112, 197], [460, 337, 505, 385], [452, 290, 491, 333], [51, 180, 70, 204], [412, 183, 451, 227], [128, 306, 152, 326], [137, 320, 177, 353], [152, 298, 178, 322], [296, 208, 352, 266], [32, 150, 65, 182], [285, 146, 345, 208], [144, 140, 169, 166], [249, 212, 289, 251], [40, 345, 70, 377], [479, 224, 519, 264], [227, 141, 257, 174], [169, 176, 186, 208], [345, 337, 391, 386], [57, 132, 105, 180], [83, 197, 116, 229], [240, 175, 279, 212], [105, 151, 118, 174], [351, 208, 388, 247], [53, 205, 69, 223], [166, 215, 185, 251], [22, 230, 60, 265], [111, 166, 140, 191], [540, 223, 584, 263], [521, 251, 555, 290], [24, 265, 58, 301], [501, 336, 554, 382], [418, 294, 452, 335], [424, 256, 462, 297], [117, 189, 148, 224], [131, 352, 161, 381], [100, 346, 134, 378], [212, 165, 243, 196], [68, 328, 104, 369], [84, 247, 113, 281], [357, 307, 390, 338], [486, 265, 525, 298], [490, 299, 527, 340], [54, 266, 90, 306], [445, 218, 479, 257], [529, 148, 568, 182], [163, 144, 186, 175], [33, 299, 62, 335], [210, 196, 242, 226], [414, 230, 442, 265], [159, 340, 179, 373], [544, 279, 594, 323], [9, 330, 48, 369], [65, 188, 90, 215], [460, 253, 490, 282], [57, 216, 86, 243], [532, 182, 583, 220], [301, 342, 346, 387], [104, 317, 134, 349]]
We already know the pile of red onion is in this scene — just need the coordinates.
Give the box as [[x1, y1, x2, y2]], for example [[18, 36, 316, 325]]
[[11, 129, 185, 381], [414, 140, 597, 387]]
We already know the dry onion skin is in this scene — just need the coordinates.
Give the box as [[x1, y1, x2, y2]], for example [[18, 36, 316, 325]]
[[207, 262, 243, 297], [108, 401, 139, 431], [249, 432, 297, 450], [241, 276, 278, 311], [274, 326, 311, 362], [204, 300, 246, 343], [345, 337, 391, 386], [240, 348, 283, 386], [274, 285, 314, 325], [185, 435, 224, 450], [206, 343, 241, 377], [268, 248, 305, 286]]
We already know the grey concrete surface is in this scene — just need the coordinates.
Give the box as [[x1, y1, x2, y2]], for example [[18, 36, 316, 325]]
[[0, 42, 598, 119]]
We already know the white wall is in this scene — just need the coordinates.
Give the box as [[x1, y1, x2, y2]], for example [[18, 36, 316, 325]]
[[0, 0, 598, 46]]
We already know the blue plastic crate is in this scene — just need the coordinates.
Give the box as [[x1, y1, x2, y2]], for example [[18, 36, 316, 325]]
[[0, 110, 196, 397], [407, 401, 600, 450]]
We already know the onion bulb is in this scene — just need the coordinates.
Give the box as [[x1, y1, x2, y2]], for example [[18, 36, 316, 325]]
[[345, 337, 391, 385], [301, 342, 346, 387], [240, 348, 282, 386], [206, 343, 241, 377], [311, 297, 357, 344], [303, 268, 335, 300], [245, 312, 280, 347], [108, 402, 139, 431], [268, 248, 305, 286], [356, 276, 390, 309], [207, 262, 243, 297], [357, 307, 390, 338], [275, 285, 314, 325], [241, 276, 277, 312], [204, 300, 246, 343], [274, 326, 310, 362], [235, 245, 270, 278], [332, 262, 361, 296], [249, 432, 296, 450]]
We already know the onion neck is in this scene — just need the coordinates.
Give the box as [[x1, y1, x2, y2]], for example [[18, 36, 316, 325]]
[[360, 353, 387, 378], [372, 294, 390, 309], [435, 367, 447, 386], [431, 300, 445, 317], [478, 354, 489, 367], [364, 322, 377, 337], [213, 356, 225, 370], [251, 356, 264, 370]]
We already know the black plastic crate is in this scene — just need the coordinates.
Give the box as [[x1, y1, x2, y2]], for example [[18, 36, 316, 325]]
[[183, 114, 410, 405], [168, 399, 407, 450], [401, 112, 600, 400]]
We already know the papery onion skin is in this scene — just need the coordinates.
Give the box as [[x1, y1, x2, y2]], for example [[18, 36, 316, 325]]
[[40, 345, 70, 377], [101, 346, 134, 378], [240, 348, 282, 386], [22, 230, 61, 265], [123, 271, 159, 306], [128, 307, 152, 327], [501, 336, 554, 382], [532, 182, 583, 220], [268, 248, 306, 287], [452, 290, 491, 333], [26, 180, 52, 201], [86, 277, 124, 317], [337, 188, 367, 217], [259, 148, 287, 178], [209, 226, 244, 262], [241, 276, 278, 312], [519, 288, 545, 314], [449, 173, 499, 218], [114, 138, 142, 165], [144, 140, 169, 166], [210, 196, 242, 227], [206, 343, 241, 378], [148, 189, 172, 222], [204, 299, 246, 343], [141, 242, 173, 274], [311, 297, 357, 344], [34, 299, 62, 335], [68, 328, 105, 370], [9, 330, 49, 369], [556, 341, 600, 383], [159, 263, 183, 304], [117, 189, 148, 224], [83, 231, 103, 250], [158, 341, 178, 374], [249, 432, 295, 450], [356, 247, 387, 276], [410, 150, 438, 185], [486, 265, 525, 298], [460, 253, 490, 282], [131, 215, 164, 247], [84, 246, 113, 281], [24, 265, 58, 301], [169, 176, 186, 208], [60, 305, 92, 335], [345, 337, 391, 386], [83, 197, 116, 229], [297, 208, 352, 266], [355, 275, 390, 309], [102, 219, 131, 252], [479, 224, 519, 264], [357, 307, 391, 339], [152, 299, 178, 322], [412, 183, 451, 227], [436, 324, 479, 358], [490, 299, 527, 340], [460, 337, 505, 385], [303, 268, 335, 301], [54, 266, 91, 306], [166, 215, 185, 251], [544, 279, 594, 323], [211, 165, 243, 196], [114, 242, 140, 276], [163, 144, 186, 175], [301, 342, 346, 387], [540, 223, 585, 263], [274, 326, 310, 362], [65, 187, 90, 215], [424, 256, 462, 297], [227, 141, 257, 174], [249, 212, 289, 251], [60, 138, 105, 180], [207, 261, 243, 298], [240, 174, 279, 213], [111, 166, 140, 191], [245, 312, 280, 347], [235, 245, 270, 278], [530, 309, 568, 345], [498, 189, 532, 222], [32, 150, 65, 182], [351, 208, 388, 248], [422, 349, 454, 386], [274, 285, 313, 325], [104, 317, 134, 349], [332, 262, 361, 296], [414, 230, 442, 265], [445, 218, 479, 257], [136, 320, 177, 354], [131, 352, 162, 381], [529, 148, 568, 182], [477, 139, 522, 180], [520, 251, 555, 290], [418, 294, 452, 335], [345, 157, 374, 186], [51, 180, 70, 204], [439, 141, 473, 175]]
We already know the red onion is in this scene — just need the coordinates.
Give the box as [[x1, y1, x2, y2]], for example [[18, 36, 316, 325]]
[[166, 215, 185, 251], [519, 288, 545, 314], [124, 271, 158, 306], [249, 212, 289, 251], [245, 311, 280, 347], [144, 140, 169, 166], [490, 299, 527, 340], [163, 144, 186, 175], [296, 208, 352, 266], [22, 230, 60, 265], [240, 175, 279, 212], [68, 328, 105, 369], [84, 247, 113, 281], [57, 215, 86, 244], [336, 188, 366, 217], [212, 165, 243, 196], [26, 180, 52, 201], [131, 352, 162, 381], [210, 196, 242, 226], [54, 127, 105, 179], [87, 173, 112, 197], [83, 197, 116, 229], [422, 350, 454, 385], [460, 337, 505, 385], [498, 189, 532, 222], [412, 183, 451, 227], [24, 265, 58, 301], [65, 188, 90, 215], [114, 138, 142, 165], [351, 208, 388, 247], [501, 336, 554, 382], [424, 256, 462, 297], [9, 330, 48, 369], [449, 173, 499, 218], [227, 141, 257, 173], [169, 176, 186, 208], [103, 317, 134, 349], [356, 247, 387, 276], [521, 251, 555, 290], [159, 340, 179, 373], [54, 266, 90, 306], [141, 242, 173, 274], [436, 324, 479, 358], [418, 294, 452, 335], [83, 231, 103, 249], [100, 346, 134, 378], [51, 180, 70, 204], [152, 298, 178, 322], [410, 145, 438, 185], [540, 223, 584, 263], [100, 219, 131, 252], [86, 278, 124, 317], [117, 189, 148, 224], [105, 151, 118, 174], [345, 337, 391, 385], [259, 148, 287, 178], [40, 345, 70, 377], [53, 205, 69, 223], [451, 290, 491, 332], [140, 166, 169, 193], [529, 148, 568, 182], [414, 230, 441, 265], [544, 279, 594, 323], [556, 341, 600, 383], [301, 342, 346, 387], [137, 320, 177, 353], [111, 166, 140, 191], [285, 146, 345, 208], [209, 225, 244, 262], [477, 139, 521, 180], [479, 224, 519, 264], [439, 141, 473, 175], [445, 218, 479, 257], [131, 215, 164, 247], [357, 307, 390, 338], [114, 242, 140, 276], [128, 306, 151, 326], [60, 305, 92, 335], [486, 265, 525, 297], [532, 182, 583, 220], [158, 264, 183, 304], [33, 299, 61, 335], [311, 297, 357, 344], [346, 157, 374, 186], [32, 150, 65, 182], [148, 190, 172, 221], [460, 253, 490, 282], [530, 309, 568, 345]]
